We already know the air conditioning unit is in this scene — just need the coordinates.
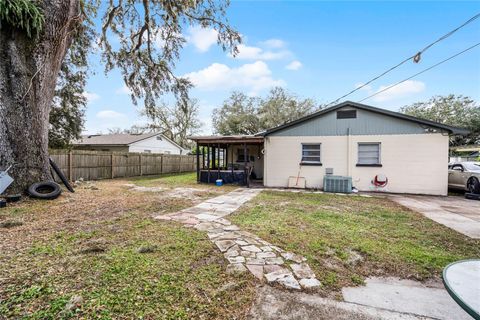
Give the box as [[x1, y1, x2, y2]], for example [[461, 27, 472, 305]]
[[323, 175, 352, 193]]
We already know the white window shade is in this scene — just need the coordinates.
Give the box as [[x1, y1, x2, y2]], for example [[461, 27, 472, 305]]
[[358, 143, 381, 165], [301, 144, 321, 163]]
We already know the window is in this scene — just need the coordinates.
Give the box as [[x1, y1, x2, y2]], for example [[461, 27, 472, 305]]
[[337, 110, 357, 119], [451, 164, 464, 171], [301, 144, 321, 164], [357, 143, 381, 166], [237, 148, 252, 162]]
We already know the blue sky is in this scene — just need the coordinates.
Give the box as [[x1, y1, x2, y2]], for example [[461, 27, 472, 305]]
[[83, 1, 480, 134]]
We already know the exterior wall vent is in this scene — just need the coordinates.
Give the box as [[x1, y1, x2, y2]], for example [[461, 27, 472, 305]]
[[323, 175, 352, 193], [337, 110, 357, 119]]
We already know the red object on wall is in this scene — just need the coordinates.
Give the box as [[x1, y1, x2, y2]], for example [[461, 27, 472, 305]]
[[373, 174, 388, 187]]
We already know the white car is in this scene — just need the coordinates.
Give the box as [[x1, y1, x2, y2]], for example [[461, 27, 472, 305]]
[[448, 162, 480, 194]]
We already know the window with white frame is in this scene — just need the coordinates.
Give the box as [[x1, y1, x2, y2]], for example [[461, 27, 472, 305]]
[[357, 143, 381, 165], [301, 144, 321, 164]]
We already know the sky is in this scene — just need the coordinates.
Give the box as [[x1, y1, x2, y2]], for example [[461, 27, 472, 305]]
[[82, 1, 480, 135]]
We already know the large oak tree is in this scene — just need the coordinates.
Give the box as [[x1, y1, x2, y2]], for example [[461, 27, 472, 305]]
[[0, 0, 240, 193], [401, 95, 480, 147], [212, 87, 318, 135]]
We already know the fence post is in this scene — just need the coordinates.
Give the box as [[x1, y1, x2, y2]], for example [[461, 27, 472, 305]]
[[139, 154, 143, 176], [160, 154, 164, 174], [68, 150, 73, 181], [111, 153, 114, 179]]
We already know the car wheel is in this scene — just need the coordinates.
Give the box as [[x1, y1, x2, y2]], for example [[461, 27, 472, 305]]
[[467, 177, 480, 194]]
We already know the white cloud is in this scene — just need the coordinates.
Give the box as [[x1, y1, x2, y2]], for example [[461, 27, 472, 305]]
[[372, 80, 426, 102], [232, 44, 291, 60], [188, 26, 218, 52], [260, 39, 287, 49], [286, 60, 302, 71], [184, 61, 285, 94], [115, 85, 132, 95], [96, 110, 127, 120], [83, 91, 100, 102]]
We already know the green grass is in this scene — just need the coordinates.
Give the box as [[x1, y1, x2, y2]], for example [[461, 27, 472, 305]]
[[0, 174, 255, 319], [1, 215, 255, 319], [130, 172, 199, 187], [129, 172, 238, 192], [230, 191, 480, 292]]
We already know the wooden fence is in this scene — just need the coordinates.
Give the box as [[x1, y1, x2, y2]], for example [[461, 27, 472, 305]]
[[49, 150, 196, 181]]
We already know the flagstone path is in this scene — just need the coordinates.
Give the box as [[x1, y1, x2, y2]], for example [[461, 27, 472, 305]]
[[154, 188, 321, 290]]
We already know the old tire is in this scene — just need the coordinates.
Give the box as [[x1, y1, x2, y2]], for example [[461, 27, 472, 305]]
[[28, 181, 62, 200], [467, 177, 480, 195], [49, 157, 74, 193]]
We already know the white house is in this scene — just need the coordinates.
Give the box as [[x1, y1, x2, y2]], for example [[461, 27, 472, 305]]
[[191, 101, 467, 196], [73, 133, 189, 155]]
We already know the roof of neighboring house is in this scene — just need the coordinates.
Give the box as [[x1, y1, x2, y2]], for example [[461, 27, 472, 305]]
[[74, 133, 186, 151], [451, 145, 480, 153], [258, 101, 469, 136]]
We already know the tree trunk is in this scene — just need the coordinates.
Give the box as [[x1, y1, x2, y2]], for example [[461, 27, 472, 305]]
[[0, 0, 79, 194]]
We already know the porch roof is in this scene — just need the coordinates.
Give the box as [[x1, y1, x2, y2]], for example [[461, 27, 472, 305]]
[[189, 135, 264, 145]]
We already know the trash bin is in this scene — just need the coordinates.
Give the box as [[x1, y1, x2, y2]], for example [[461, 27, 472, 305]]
[[215, 179, 223, 186]]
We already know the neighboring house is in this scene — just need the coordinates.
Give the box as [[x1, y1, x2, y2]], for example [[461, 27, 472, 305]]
[[450, 145, 480, 162], [73, 133, 189, 155], [191, 101, 467, 196]]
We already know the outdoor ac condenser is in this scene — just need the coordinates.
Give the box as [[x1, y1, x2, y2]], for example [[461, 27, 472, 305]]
[[323, 175, 352, 193]]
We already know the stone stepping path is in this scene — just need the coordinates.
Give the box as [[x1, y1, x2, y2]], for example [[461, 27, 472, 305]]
[[154, 188, 321, 291]]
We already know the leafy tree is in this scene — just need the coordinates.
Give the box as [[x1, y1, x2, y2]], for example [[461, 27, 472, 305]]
[[107, 125, 151, 135], [0, 0, 240, 193], [400, 95, 480, 146], [258, 87, 316, 129], [212, 87, 318, 135], [49, 23, 92, 149], [212, 92, 262, 135], [143, 98, 202, 148]]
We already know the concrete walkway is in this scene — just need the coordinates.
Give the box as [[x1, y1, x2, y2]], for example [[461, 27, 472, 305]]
[[342, 277, 472, 320], [251, 286, 433, 320], [391, 195, 480, 239], [154, 188, 321, 290]]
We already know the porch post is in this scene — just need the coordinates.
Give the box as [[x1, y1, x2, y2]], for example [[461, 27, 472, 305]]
[[207, 143, 211, 183], [217, 143, 220, 179], [231, 145, 234, 181], [244, 142, 248, 187], [196, 141, 200, 182]]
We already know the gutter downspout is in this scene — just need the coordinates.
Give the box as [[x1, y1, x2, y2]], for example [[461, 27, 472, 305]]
[[347, 128, 351, 177]]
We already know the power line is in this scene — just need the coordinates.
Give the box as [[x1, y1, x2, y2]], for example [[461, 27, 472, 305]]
[[325, 12, 480, 106], [358, 42, 480, 103]]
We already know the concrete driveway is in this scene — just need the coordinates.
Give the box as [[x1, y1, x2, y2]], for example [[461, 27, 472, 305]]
[[390, 194, 480, 239]]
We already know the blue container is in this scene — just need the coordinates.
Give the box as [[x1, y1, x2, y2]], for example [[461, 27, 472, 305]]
[[215, 179, 223, 186]]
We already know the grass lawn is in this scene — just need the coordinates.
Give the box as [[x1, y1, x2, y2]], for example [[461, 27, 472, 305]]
[[230, 191, 480, 296], [0, 173, 255, 319]]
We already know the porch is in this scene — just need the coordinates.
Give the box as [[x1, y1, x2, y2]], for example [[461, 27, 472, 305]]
[[190, 135, 264, 187]]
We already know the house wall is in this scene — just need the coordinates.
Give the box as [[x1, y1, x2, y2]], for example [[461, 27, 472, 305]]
[[129, 135, 184, 154], [264, 133, 449, 195], [269, 106, 443, 136], [74, 145, 129, 152]]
